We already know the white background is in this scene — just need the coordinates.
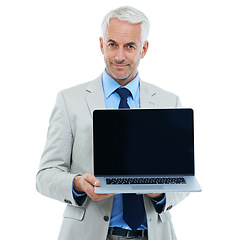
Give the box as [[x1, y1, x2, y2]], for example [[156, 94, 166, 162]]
[[1, 0, 243, 239]]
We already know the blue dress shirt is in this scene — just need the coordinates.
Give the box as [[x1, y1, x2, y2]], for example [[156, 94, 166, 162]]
[[72, 69, 166, 230], [102, 70, 140, 109]]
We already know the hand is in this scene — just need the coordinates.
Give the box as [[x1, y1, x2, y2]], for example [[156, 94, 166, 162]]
[[137, 193, 164, 199], [74, 173, 115, 201]]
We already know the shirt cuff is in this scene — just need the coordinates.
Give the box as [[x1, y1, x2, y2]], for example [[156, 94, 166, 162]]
[[149, 194, 166, 213], [72, 175, 87, 206], [150, 194, 166, 205]]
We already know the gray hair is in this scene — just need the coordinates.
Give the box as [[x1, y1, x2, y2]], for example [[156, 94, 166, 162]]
[[101, 6, 150, 44]]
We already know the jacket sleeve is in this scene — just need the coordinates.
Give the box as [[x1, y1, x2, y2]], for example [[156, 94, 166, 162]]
[[162, 192, 189, 212], [36, 92, 80, 206]]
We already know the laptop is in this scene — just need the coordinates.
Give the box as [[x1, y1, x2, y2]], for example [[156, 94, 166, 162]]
[[93, 108, 201, 193]]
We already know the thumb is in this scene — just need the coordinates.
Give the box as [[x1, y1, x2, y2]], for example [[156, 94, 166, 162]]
[[83, 173, 100, 187], [94, 179, 100, 187]]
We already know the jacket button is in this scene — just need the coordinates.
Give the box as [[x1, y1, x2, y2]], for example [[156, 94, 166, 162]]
[[103, 216, 109, 222]]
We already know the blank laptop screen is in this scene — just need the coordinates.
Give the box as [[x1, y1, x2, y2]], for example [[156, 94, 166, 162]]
[[93, 109, 194, 176]]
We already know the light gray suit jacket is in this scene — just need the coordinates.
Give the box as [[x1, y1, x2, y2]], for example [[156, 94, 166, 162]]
[[36, 75, 189, 240]]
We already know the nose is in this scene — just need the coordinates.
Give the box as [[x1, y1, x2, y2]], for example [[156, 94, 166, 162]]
[[115, 47, 126, 63]]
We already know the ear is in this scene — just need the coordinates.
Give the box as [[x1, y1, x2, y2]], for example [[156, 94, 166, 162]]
[[141, 41, 149, 59], [99, 37, 104, 55]]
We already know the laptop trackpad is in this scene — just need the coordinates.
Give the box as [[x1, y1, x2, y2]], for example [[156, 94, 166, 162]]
[[132, 186, 163, 191]]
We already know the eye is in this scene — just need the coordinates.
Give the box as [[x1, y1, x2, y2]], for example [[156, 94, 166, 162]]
[[108, 43, 116, 47], [127, 44, 136, 50]]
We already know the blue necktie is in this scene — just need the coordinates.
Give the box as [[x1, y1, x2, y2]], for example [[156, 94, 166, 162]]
[[116, 88, 131, 109], [116, 88, 146, 232]]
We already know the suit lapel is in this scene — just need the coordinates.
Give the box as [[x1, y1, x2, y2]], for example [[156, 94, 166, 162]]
[[85, 75, 106, 117], [140, 80, 158, 108]]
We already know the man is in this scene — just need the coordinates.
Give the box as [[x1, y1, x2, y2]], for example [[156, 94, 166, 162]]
[[36, 6, 189, 240]]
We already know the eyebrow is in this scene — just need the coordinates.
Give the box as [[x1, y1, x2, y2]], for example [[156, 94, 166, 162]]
[[107, 39, 137, 46], [126, 42, 137, 46], [108, 39, 116, 43]]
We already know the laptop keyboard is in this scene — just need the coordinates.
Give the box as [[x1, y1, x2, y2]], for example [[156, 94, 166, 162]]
[[106, 177, 186, 185]]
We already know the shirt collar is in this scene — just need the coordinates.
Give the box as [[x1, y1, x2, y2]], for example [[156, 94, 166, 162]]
[[102, 69, 139, 100]]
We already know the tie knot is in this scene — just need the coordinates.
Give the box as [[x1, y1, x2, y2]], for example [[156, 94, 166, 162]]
[[116, 88, 131, 99]]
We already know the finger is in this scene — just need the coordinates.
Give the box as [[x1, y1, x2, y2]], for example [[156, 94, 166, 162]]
[[82, 180, 111, 201], [94, 179, 100, 187], [89, 188, 117, 201], [82, 173, 100, 186], [145, 193, 164, 198], [89, 193, 114, 202], [81, 174, 115, 201]]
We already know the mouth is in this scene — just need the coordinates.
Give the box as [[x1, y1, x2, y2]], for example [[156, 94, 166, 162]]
[[112, 62, 129, 69]]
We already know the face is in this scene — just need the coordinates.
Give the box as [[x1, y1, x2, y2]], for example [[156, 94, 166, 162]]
[[100, 19, 149, 86]]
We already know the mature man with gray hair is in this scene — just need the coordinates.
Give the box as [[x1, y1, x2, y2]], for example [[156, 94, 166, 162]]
[[36, 6, 189, 240]]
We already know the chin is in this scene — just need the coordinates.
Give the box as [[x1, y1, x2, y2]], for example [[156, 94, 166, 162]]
[[111, 72, 130, 81]]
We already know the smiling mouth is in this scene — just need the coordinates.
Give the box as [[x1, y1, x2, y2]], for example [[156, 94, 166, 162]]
[[113, 63, 129, 69], [115, 64, 126, 67], [110, 61, 129, 68]]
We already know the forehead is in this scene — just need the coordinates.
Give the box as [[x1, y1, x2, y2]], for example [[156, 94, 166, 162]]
[[105, 19, 141, 43]]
